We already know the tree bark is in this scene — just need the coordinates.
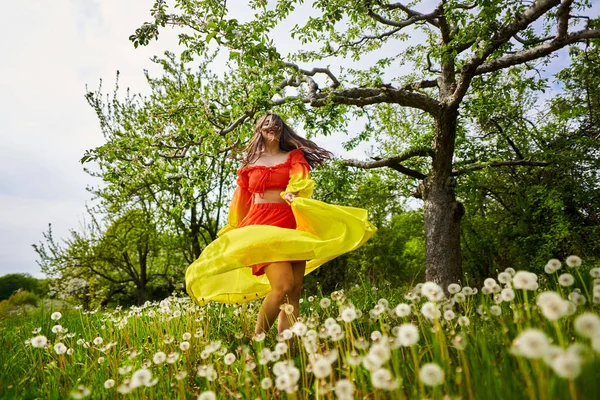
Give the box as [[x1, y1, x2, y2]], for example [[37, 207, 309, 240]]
[[423, 107, 464, 288]]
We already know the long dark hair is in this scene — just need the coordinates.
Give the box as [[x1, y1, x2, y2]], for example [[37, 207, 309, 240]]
[[240, 113, 333, 169]]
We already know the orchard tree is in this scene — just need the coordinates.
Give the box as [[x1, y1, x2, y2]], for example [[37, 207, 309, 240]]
[[130, 0, 600, 287], [83, 53, 245, 262]]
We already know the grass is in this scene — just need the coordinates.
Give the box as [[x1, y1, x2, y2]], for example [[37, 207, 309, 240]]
[[1, 259, 599, 399]]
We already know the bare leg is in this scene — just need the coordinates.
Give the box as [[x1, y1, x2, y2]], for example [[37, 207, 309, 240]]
[[255, 262, 294, 335], [277, 261, 306, 333]]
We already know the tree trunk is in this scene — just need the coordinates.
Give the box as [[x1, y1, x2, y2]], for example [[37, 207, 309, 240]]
[[423, 107, 464, 289]]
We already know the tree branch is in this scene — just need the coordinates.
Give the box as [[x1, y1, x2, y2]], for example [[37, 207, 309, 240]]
[[366, 6, 440, 29], [343, 155, 428, 180], [475, 29, 600, 75], [452, 160, 551, 176], [452, 0, 562, 105], [275, 84, 441, 116], [557, 0, 575, 38], [283, 62, 341, 89]]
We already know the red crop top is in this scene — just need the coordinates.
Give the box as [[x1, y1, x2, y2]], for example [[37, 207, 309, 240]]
[[236, 149, 309, 197], [218, 148, 316, 236]]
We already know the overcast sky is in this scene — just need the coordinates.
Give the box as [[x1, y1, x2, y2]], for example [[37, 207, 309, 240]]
[[0, 1, 596, 278]]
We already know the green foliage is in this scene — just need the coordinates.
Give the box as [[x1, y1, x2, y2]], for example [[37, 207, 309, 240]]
[[0, 274, 47, 301], [0, 290, 40, 319]]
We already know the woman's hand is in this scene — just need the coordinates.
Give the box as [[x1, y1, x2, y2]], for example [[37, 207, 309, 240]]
[[283, 193, 296, 203]]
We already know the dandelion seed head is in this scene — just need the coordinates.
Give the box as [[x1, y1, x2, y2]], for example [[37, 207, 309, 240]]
[[444, 309, 456, 320], [419, 363, 445, 386], [573, 313, 600, 338], [498, 272, 512, 284], [152, 351, 167, 364], [394, 303, 411, 317], [421, 282, 444, 302], [501, 288, 515, 302], [341, 306, 357, 322], [70, 385, 91, 399], [371, 368, 400, 390], [261, 377, 273, 389], [589, 268, 600, 279], [537, 291, 569, 321], [421, 302, 441, 320], [513, 271, 538, 290], [397, 323, 419, 346], [565, 255, 582, 268], [448, 283, 461, 294], [320, 298, 331, 308], [291, 322, 307, 336], [130, 368, 153, 388], [50, 312, 62, 321], [93, 337, 103, 346], [312, 357, 332, 378], [558, 273, 575, 287], [334, 379, 355, 398], [182, 332, 191, 341], [30, 335, 47, 348], [512, 329, 549, 359], [104, 379, 115, 389], [54, 343, 67, 355], [490, 305, 502, 316], [180, 341, 190, 351], [167, 352, 179, 364], [175, 371, 188, 380], [51, 325, 64, 334], [551, 351, 582, 380], [462, 286, 474, 296], [224, 353, 236, 365], [197, 390, 216, 400]]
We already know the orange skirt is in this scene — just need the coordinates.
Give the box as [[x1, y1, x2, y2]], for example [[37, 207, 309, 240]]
[[238, 202, 297, 276]]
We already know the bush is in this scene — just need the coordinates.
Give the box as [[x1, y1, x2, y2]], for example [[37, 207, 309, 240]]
[[0, 290, 40, 319]]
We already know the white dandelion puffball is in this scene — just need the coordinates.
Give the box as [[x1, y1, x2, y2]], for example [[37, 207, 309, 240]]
[[371, 368, 399, 390], [419, 363, 445, 386], [454, 293, 466, 303], [104, 379, 115, 389], [545, 259, 562, 274], [490, 305, 502, 316], [397, 324, 419, 346], [70, 385, 91, 399], [182, 332, 191, 341], [536, 291, 568, 321], [320, 297, 331, 308], [574, 313, 600, 338], [54, 343, 67, 355], [512, 329, 549, 359], [30, 335, 47, 348], [551, 351, 582, 380], [462, 286, 474, 296], [558, 273, 575, 287], [180, 341, 190, 351], [335, 379, 355, 398], [224, 353, 236, 365], [501, 288, 515, 302], [50, 312, 62, 321], [394, 303, 411, 317], [153, 351, 167, 364], [498, 272, 512, 284], [283, 303, 294, 314], [93, 337, 103, 346], [513, 271, 538, 290], [484, 278, 497, 290], [130, 368, 153, 388], [421, 302, 441, 320], [592, 336, 600, 353], [51, 324, 64, 334], [312, 357, 332, 379], [261, 377, 273, 390], [458, 316, 470, 327], [341, 306, 357, 323], [565, 255, 582, 268], [421, 282, 444, 302], [448, 283, 461, 294], [444, 310, 456, 321], [197, 390, 216, 400]]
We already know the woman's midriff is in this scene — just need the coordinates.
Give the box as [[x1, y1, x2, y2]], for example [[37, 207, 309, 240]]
[[254, 188, 287, 204]]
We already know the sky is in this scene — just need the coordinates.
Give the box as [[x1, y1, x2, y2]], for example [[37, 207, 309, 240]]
[[0, 0, 597, 278]]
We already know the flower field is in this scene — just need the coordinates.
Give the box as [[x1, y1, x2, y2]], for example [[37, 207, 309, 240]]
[[1, 256, 600, 399]]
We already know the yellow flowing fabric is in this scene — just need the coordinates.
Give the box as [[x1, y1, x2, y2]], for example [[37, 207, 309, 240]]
[[185, 150, 377, 305]]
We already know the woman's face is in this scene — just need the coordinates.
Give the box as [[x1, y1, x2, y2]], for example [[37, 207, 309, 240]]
[[260, 115, 281, 144]]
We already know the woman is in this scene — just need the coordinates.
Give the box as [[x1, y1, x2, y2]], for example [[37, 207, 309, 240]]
[[186, 113, 376, 336]]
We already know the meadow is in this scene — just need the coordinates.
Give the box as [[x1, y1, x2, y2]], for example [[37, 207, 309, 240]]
[[1, 256, 600, 399]]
